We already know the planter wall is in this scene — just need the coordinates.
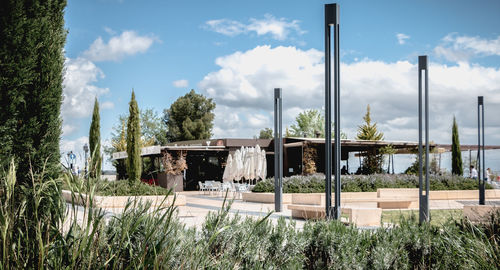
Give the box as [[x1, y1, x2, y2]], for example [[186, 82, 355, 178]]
[[242, 192, 292, 204], [158, 172, 184, 192], [62, 190, 186, 208]]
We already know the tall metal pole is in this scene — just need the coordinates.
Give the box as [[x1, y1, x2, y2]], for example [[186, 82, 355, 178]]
[[418, 55, 430, 223], [325, 3, 339, 219], [478, 96, 485, 205], [274, 88, 283, 212], [333, 7, 341, 220]]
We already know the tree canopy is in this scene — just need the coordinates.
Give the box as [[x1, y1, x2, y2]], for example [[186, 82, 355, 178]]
[[258, 128, 273, 139], [289, 109, 347, 139], [290, 109, 324, 138], [164, 90, 215, 142]]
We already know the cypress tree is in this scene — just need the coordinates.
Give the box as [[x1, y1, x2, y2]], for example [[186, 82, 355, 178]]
[[127, 91, 141, 184], [0, 0, 67, 183], [451, 116, 463, 175], [89, 98, 101, 178]]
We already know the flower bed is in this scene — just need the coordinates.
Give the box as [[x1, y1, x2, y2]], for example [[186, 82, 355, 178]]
[[252, 173, 493, 193]]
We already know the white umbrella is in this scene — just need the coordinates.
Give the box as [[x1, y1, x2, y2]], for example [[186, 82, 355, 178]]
[[233, 150, 243, 180], [249, 147, 256, 180], [255, 145, 262, 179], [260, 149, 267, 180], [222, 154, 233, 182], [243, 147, 251, 180]]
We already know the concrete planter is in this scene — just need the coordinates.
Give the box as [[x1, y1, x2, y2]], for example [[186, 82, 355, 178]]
[[242, 192, 292, 204], [62, 190, 186, 208], [158, 173, 184, 192]]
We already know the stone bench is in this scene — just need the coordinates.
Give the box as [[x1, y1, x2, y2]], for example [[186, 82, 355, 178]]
[[288, 204, 382, 227], [292, 193, 413, 209], [342, 198, 413, 209]]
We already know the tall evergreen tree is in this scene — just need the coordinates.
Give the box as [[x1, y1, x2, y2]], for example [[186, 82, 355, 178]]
[[127, 91, 141, 184], [164, 89, 215, 142], [356, 105, 384, 174], [356, 105, 384, 141], [0, 0, 67, 183], [89, 98, 101, 178], [451, 116, 463, 175]]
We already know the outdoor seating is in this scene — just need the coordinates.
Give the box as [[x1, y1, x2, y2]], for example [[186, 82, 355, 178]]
[[198, 181, 207, 194]]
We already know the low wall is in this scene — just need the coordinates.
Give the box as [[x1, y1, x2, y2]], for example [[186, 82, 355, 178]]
[[247, 189, 500, 205], [62, 190, 186, 208], [377, 188, 500, 200], [242, 192, 292, 204], [292, 192, 378, 205]]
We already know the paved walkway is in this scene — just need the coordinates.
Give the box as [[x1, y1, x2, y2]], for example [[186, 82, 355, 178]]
[[64, 191, 500, 231]]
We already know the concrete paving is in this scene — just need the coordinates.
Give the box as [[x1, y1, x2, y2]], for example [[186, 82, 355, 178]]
[[64, 191, 500, 231]]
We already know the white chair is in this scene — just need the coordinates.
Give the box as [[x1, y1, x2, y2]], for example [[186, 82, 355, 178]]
[[212, 182, 222, 196], [221, 182, 235, 197], [204, 180, 214, 195], [199, 181, 207, 194]]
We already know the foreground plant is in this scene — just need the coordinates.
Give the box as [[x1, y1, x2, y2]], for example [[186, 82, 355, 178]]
[[1, 160, 499, 269]]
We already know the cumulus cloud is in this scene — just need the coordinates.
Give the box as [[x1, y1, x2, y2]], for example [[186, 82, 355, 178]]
[[83, 31, 157, 62], [173, 79, 189, 88], [396, 33, 410, 45], [62, 57, 109, 119], [204, 14, 305, 40], [199, 45, 500, 145], [434, 33, 500, 62]]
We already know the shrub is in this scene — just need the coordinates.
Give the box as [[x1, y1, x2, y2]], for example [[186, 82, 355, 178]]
[[2, 160, 499, 268], [252, 173, 492, 193], [64, 177, 172, 196]]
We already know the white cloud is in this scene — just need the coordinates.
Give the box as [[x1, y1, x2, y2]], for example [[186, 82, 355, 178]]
[[203, 14, 305, 40], [62, 57, 109, 119], [396, 33, 410, 45], [247, 14, 304, 40], [199, 45, 500, 145], [83, 31, 157, 62], [62, 124, 77, 136], [434, 33, 500, 62], [103, 26, 116, 35], [204, 19, 246, 36], [173, 79, 189, 88], [101, 101, 114, 109]]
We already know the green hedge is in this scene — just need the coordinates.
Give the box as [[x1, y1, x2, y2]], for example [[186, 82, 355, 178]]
[[64, 177, 172, 196], [252, 173, 493, 193]]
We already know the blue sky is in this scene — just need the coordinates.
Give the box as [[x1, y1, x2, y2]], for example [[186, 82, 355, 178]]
[[61, 0, 500, 170]]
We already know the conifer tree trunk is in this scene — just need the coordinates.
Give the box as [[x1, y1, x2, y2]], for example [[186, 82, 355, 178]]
[[451, 117, 463, 175], [0, 0, 67, 183], [89, 98, 101, 178], [127, 91, 142, 184]]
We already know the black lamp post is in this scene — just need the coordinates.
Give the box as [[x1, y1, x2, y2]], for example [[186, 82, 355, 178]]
[[274, 88, 283, 212], [478, 96, 485, 205], [418, 55, 430, 223], [83, 143, 89, 179], [325, 3, 341, 220]]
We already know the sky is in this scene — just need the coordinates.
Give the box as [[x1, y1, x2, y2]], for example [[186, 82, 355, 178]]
[[60, 0, 500, 170]]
